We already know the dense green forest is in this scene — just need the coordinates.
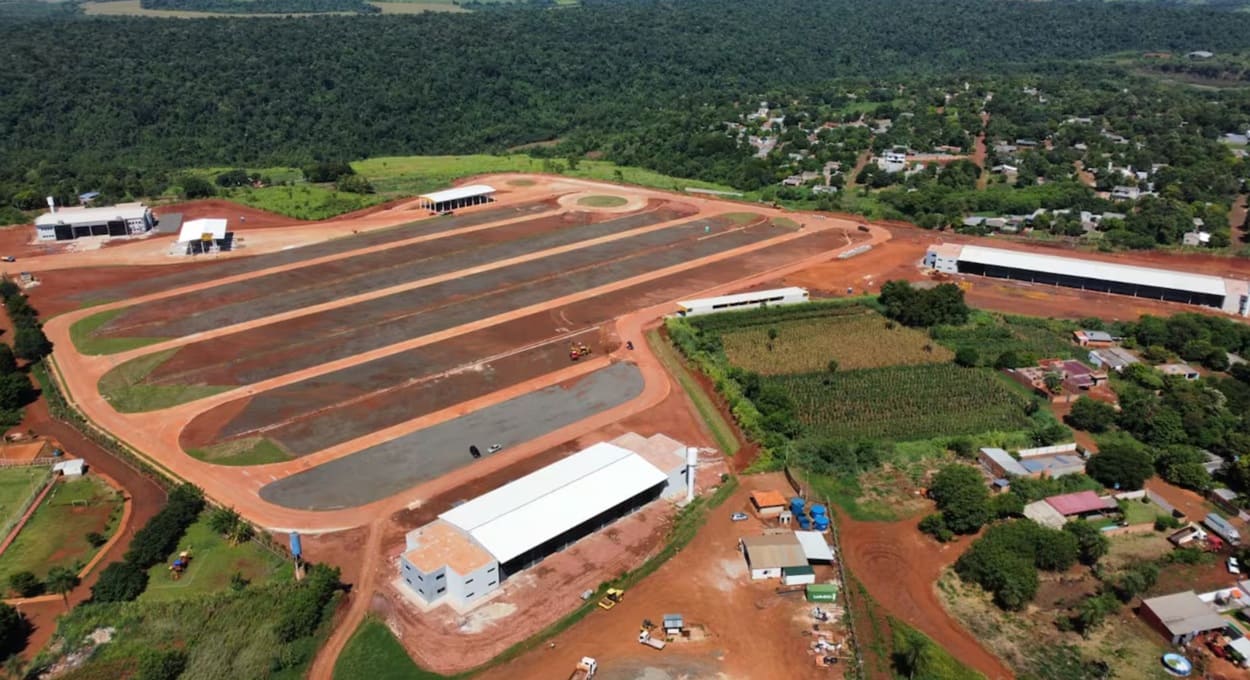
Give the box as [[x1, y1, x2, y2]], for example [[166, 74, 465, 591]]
[[3, 0, 1250, 210], [139, 0, 379, 13]]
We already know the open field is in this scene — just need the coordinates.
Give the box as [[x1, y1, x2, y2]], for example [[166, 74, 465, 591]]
[[722, 308, 954, 374], [0, 476, 122, 583], [765, 365, 1033, 442], [139, 513, 291, 602], [333, 618, 430, 680], [0, 466, 51, 537]]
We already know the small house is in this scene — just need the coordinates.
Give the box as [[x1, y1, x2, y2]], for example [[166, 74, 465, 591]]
[[740, 533, 807, 580], [662, 613, 684, 636], [53, 459, 86, 477], [750, 490, 788, 518], [1159, 363, 1200, 381], [1089, 347, 1139, 373], [1211, 488, 1240, 515], [782, 565, 816, 586], [979, 447, 1027, 478], [1141, 591, 1228, 644], [1111, 185, 1141, 201], [1073, 330, 1115, 348]]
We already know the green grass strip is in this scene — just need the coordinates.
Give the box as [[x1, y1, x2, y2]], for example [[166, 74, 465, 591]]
[[69, 308, 167, 356], [186, 437, 292, 466], [647, 329, 740, 455], [98, 348, 228, 413]]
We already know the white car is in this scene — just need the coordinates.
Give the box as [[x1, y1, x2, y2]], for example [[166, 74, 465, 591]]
[[1228, 557, 1241, 575]]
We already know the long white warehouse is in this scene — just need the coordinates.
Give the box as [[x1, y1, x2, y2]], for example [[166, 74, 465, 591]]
[[34, 203, 155, 241], [676, 286, 810, 317], [415, 184, 495, 213], [399, 434, 688, 609], [925, 244, 1250, 316]]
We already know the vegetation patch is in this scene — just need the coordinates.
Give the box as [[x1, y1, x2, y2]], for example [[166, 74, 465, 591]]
[[931, 312, 1080, 367], [139, 512, 290, 602], [98, 348, 228, 413], [221, 184, 384, 221], [69, 308, 167, 356], [646, 330, 740, 455], [721, 309, 953, 374], [0, 466, 51, 537], [575, 194, 628, 208], [891, 618, 985, 680], [0, 476, 122, 585], [766, 365, 1031, 442], [770, 216, 800, 229], [723, 212, 761, 224], [186, 437, 292, 466], [333, 618, 441, 680]]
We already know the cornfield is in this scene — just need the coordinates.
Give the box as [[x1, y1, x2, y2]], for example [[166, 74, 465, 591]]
[[722, 311, 953, 374], [764, 364, 1031, 441]]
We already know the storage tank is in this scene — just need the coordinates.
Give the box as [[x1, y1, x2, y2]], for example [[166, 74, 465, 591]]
[[289, 532, 302, 559], [813, 515, 830, 531], [797, 515, 812, 530], [790, 497, 806, 515], [810, 504, 827, 517]]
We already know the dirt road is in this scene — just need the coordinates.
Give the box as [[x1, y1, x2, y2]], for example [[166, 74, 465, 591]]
[[836, 511, 1014, 680]]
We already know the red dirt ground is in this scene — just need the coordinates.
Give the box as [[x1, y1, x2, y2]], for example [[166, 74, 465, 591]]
[[837, 511, 1013, 680], [476, 474, 844, 680]]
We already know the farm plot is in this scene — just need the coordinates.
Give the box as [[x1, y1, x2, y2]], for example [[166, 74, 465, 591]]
[[930, 313, 1079, 367], [66, 201, 554, 307], [721, 309, 953, 374], [104, 214, 769, 405], [764, 364, 1032, 442], [0, 466, 52, 537], [0, 476, 123, 584], [182, 227, 853, 459], [86, 204, 686, 344]]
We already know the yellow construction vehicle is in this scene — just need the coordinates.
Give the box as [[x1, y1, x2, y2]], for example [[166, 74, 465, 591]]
[[598, 588, 624, 610]]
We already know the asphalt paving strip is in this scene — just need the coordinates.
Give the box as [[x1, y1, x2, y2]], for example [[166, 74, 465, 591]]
[[257, 362, 644, 510], [70, 201, 551, 305]]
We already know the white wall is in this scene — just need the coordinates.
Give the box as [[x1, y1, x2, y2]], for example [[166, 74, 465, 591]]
[[751, 567, 780, 580]]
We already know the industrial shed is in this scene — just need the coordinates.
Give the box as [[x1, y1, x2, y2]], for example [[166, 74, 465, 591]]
[[416, 185, 495, 213], [175, 218, 231, 255], [675, 287, 809, 317], [1141, 591, 1228, 644], [34, 202, 155, 241], [924, 244, 1250, 316], [400, 437, 687, 609], [741, 533, 807, 580]]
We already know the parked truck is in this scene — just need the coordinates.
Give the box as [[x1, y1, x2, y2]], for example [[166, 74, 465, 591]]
[[639, 630, 666, 650], [569, 657, 597, 680], [1205, 513, 1242, 546]]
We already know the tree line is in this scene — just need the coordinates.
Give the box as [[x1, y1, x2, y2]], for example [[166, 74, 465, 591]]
[[140, 0, 379, 12], [5, 0, 1250, 211]]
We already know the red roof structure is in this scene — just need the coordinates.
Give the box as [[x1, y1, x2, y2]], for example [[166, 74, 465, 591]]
[[1045, 491, 1115, 516]]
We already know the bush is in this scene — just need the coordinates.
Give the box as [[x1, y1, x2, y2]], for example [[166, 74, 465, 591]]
[[179, 175, 216, 199], [1087, 438, 1154, 490], [879, 280, 970, 327], [274, 563, 341, 643], [954, 347, 979, 367], [929, 464, 991, 534], [955, 520, 1077, 610], [1154, 514, 1182, 531], [1064, 520, 1109, 566], [1066, 397, 1117, 433], [136, 648, 188, 680], [124, 485, 204, 568], [0, 602, 29, 661], [85, 531, 107, 548], [91, 561, 149, 603], [919, 513, 954, 542], [8, 571, 42, 598]]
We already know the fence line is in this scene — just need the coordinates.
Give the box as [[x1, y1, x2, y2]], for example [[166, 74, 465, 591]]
[[0, 457, 61, 468], [0, 469, 54, 550]]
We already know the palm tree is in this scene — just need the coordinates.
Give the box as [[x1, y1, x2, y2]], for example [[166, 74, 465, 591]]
[[44, 567, 79, 610]]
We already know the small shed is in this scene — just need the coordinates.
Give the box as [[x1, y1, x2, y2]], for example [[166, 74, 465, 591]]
[[806, 583, 838, 603], [1210, 488, 1239, 514], [782, 565, 816, 586], [53, 459, 86, 477], [794, 530, 835, 563], [662, 614, 684, 636], [741, 533, 807, 580], [750, 490, 788, 518]]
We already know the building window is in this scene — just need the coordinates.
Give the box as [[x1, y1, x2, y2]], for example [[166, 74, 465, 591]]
[[487, 581, 497, 587], [437, 587, 446, 594], [436, 573, 445, 580], [404, 578, 411, 585], [486, 566, 496, 573], [465, 578, 473, 584], [466, 592, 475, 598]]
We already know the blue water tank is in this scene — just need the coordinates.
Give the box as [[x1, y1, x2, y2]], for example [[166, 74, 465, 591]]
[[289, 532, 302, 558], [813, 515, 830, 531], [798, 515, 812, 530], [811, 504, 827, 516], [790, 497, 806, 514]]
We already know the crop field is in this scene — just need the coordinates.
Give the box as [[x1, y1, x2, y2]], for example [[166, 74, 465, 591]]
[[764, 364, 1032, 441], [721, 309, 953, 374], [931, 312, 1079, 366]]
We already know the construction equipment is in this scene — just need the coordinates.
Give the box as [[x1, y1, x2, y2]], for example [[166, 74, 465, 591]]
[[569, 342, 593, 361], [568, 657, 597, 680], [640, 619, 656, 632], [638, 630, 666, 650], [597, 588, 624, 610]]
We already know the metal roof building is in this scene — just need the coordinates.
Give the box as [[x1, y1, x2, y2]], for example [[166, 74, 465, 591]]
[[34, 203, 155, 241], [925, 244, 1250, 316], [441, 442, 667, 564], [675, 287, 809, 317], [1141, 591, 1229, 644], [416, 184, 495, 212], [741, 533, 808, 580], [979, 446, 1028, 477], [1045, 491, 1115, 516]]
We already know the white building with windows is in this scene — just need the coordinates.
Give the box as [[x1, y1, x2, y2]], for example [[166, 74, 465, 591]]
[[34, 202, 155, 241], [675, 287, 809, 317]]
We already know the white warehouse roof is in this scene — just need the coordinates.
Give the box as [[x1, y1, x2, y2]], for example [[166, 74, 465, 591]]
[[418, 184, 496, 204], [440, 442, 666, 563], [794, 530, 835, 561], [677, 287, 809, 311], [35, 203, 149, 227], [177, 218, 227, 243], [957, 245, 1229, 298]]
